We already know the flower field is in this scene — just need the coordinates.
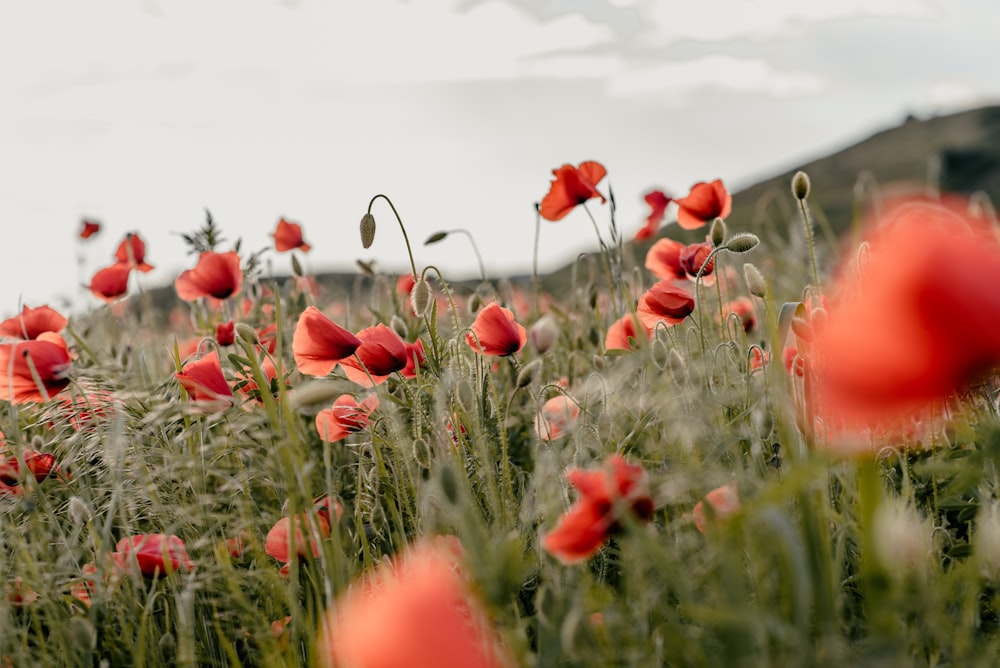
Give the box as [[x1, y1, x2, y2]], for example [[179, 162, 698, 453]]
[[3, 163, 1000, 667]]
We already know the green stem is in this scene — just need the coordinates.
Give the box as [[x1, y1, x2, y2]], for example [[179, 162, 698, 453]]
[[368, 194, 418, 280]]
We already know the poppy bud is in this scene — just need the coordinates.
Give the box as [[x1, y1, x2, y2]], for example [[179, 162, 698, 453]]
[[467, 293, 482, 315], [743, 263, 767, 298], [288, 380, 344, 410], [359, 213, 376, 249], [291, 254, 304, 277], [424, 231, 448, 244], [725, 233, 760, 254], [709, 217, 727, 248], [390, 315, 408, 340], [410, 279, 432, 318], [529, 315, 558, 354], [792, 171, 811, 201], [515, 359, 541, 389], [234, 323, 259, 346], [650, 338, 669, 371], [668, 349, 686, 385]]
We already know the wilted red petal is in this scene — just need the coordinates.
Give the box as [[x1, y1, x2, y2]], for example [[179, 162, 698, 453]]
[[89, 263, 131, 302], [175, 251, 243, 301], [0, 305, 68, 340], [674, 180, 732, 230], [292, 307, 362, 377], [466, 302, 527, 357]]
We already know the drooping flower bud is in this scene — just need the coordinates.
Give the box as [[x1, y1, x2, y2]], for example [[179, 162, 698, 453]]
[[515, 359, 542, 389], [359, 213, 376, 249], [792, 171, 811, 201]]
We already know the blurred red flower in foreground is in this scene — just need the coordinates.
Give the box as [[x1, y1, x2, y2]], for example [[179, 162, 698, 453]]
[[692, 481, 740, 533], [0, 450, 59, 496], [466, 302, 527, 357], [539, 161, 607, 221], [175, 351, 233, 406], [114, 233, 154, 272], [316, 394, 379, 443], [0, 305, 67, 340], [215, 320, 235, 346], [89, 263, 131, 302], [810, 199, 1000, 437], [265, 497, 341, 564], [542, 454, 654, 564], [79, 219, 101, 239], [175, 251, 243, 302], [605, 313, 649, 351], [340, 324, 409, 386], [637, 280, 695, 330], [114, 534, 194, 577], [272, 217, 312, 253], [317, 536, 512, 668], [292, 306, 362, 377], [634, 189, 672, 241], [0, 334, 72, 403], [674, 180, 731, 230]]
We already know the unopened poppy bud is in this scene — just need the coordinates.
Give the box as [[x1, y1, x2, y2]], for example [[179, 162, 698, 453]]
[[743, 263, 767, 298], [792, 171, 811, 201], [709, 217, 727, 248], [467, 293, 482, 315], [288, 380, 344, 410], [291, 253, 304, 277], [234, 323, 259, 346], [410, 278, 432, 317], [31, 435, 44, 450], [725, 233, 760, 254], [668, 349, 686, 385], [424, 231, 448, 244], [650, 338, 669, 371], [516, 359, 542, 389], [529, 315, 558, 354], [389, 315, 408, 339], [359, 213, 376, 249]]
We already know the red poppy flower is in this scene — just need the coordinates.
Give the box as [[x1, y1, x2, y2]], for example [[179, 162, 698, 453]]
[[114, 233, 154, 272], [89, 263, 131, 302], [272, 217, 312, 253], [400, 338, 426, 379], [216, 320, 235, 346], [692, 482, 740, 533], [811, 199, 1000, 432], [175, 351, 233, 406], [634, 189, 672, 241], [644, 238, 686, 281], [340, 324, 409, 386], [605, 314, 649, 351], [257, 323, 278, 354], [396, 273, 416, 297], [637, 280, 695, 330], [542, 455, 654, 564], [466, 302, 527, 357], [265, 506, 333, 563], [721, 297, 756, 333], [292, 306, 362, 377], [60, 391, 118, 431], [316, 394, 379, 443], [317, 537, 512, 668], [0, 451, 59, 496], [674, 179, 732, 230], [0, 334, 72, 404], [175, 251, 243, 302], [679, 242, 714, 281], [0, 305, 68, 340], [79, 219, 101, 239], [114, 534, 194, 577], [539, 161, 608, 221], [534, 396, 580, 441]]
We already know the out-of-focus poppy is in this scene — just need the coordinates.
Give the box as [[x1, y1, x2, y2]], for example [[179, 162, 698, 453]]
[[674, 180, 731, 230], [644, 239, 686, 282], [634, 189, 672, 241], [721, 297, 756, 333], [0, 334, 72, 403], [542, 454, 655, 564], [466, 302, 527, 357], [175, 251, 243, 302], [89, 263, 131, 302], [265, 498, 341, 564], [637, 280, 695, 330], [114, 233, 154, 272], [216, 321, 235, 346], [175, 350, 233, 406], [292, 306, 362, 377], [0, 451, 59, 496], [114, 534, 194, 577], [316, 536, 512, 668], [534, 395, 580, 441], [0, 305, 68, 340], [79, 219, 101, 239], [604, 314, 649, 351], [692, 482, 740, 533], [340, 324, 409, 386], [272, 217, 312, 253], [539, 161, 607, 221], [316, 394, 379, 443]]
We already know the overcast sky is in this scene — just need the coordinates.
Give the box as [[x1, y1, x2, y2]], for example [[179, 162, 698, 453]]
[[1, 0, 997, 316]]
